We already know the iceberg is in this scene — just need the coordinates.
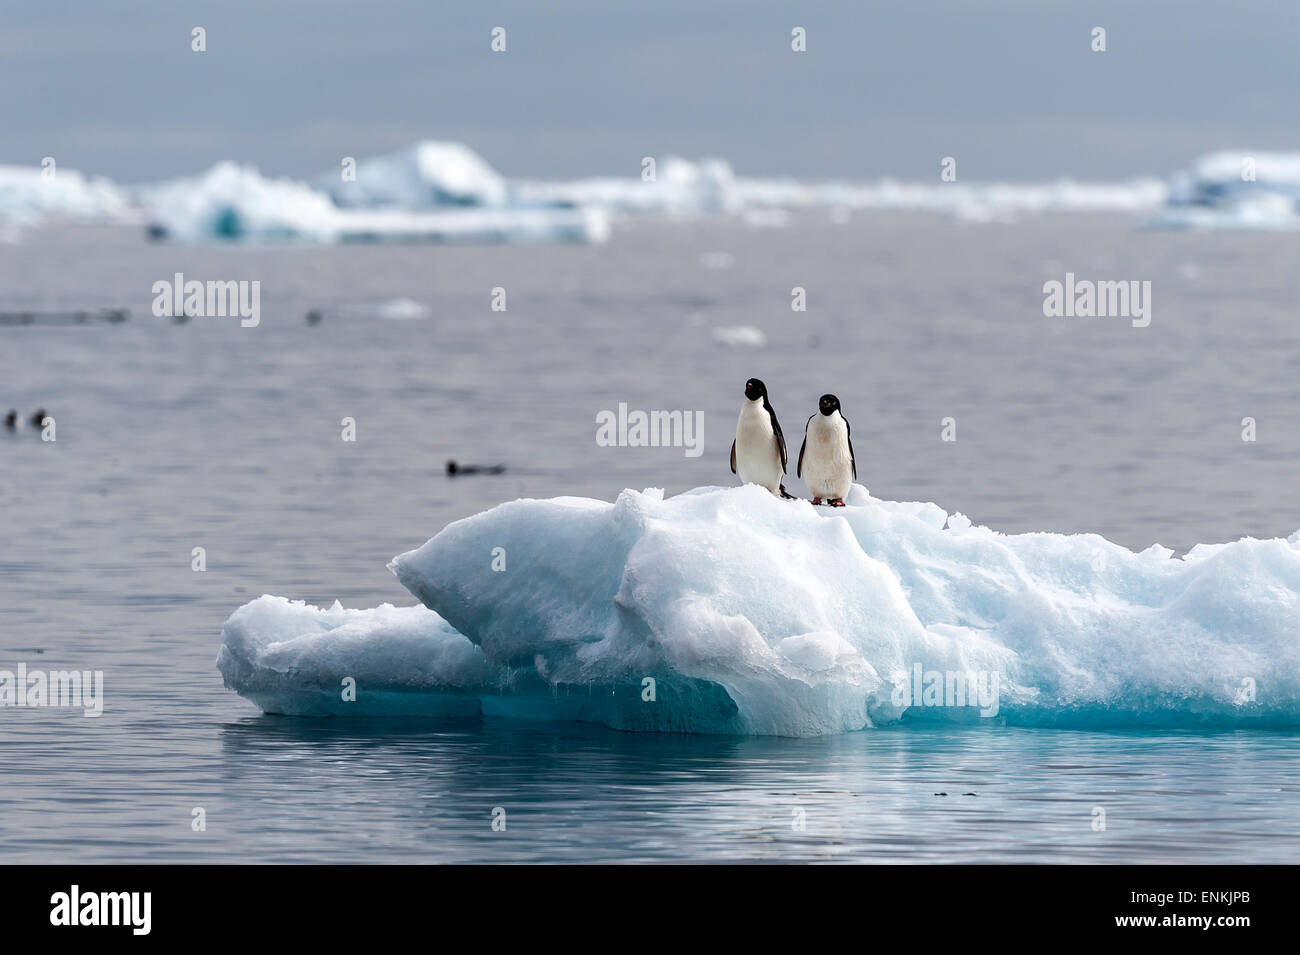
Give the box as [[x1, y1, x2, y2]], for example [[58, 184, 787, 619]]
[[219, 485, 1300, 736], [512, 156, 741, 215], [217, 598, 492, 717], [142, 162, 340, 242], [21, 141, 1300, 244], [734, 176, 1168, 219], [1151, 150, 1300, 230], [0, 164, 132, 236], [514, 166, 1166, 222], [24, 141, 1293, 244], [142, 161, 609, 244], [317, 140, 508, 208]]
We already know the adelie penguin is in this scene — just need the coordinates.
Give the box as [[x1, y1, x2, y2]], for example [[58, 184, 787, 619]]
[[4, 410, 17, 431], [798, 393, 855, 506], [731, 378, 794, 498], [29, 408, 48, 429]]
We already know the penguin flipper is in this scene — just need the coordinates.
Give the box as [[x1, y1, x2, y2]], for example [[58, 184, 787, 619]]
[[730, 439, 737, 475], [772, 412, 787, 472], [846, 418, 856, 479], [797, 415, 812, 478]]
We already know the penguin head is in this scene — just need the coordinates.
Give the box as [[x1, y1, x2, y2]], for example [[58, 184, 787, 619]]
[[744, 378, 767, 401], [818, 394, 841, 416]]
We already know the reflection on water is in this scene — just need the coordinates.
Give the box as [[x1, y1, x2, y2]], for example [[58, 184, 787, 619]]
[[9, 714, 1285, 863], [201, 720, 1300, 863]]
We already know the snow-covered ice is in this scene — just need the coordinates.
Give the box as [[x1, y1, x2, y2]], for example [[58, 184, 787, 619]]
[[220, 486, 1300, 736]]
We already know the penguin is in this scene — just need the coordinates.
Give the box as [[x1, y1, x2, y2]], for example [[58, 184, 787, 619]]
[[4, 410, 17, 431], [798, 393, 855, 506], [730, 378, 793, 498], [29, 408, 48, 429]]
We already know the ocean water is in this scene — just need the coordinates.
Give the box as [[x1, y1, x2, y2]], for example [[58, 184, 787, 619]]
[[2, 214, 1299, 863]]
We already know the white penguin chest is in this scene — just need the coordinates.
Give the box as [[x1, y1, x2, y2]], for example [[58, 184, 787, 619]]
[[735, 401, 782, 487], [803, 414, 852, 496]]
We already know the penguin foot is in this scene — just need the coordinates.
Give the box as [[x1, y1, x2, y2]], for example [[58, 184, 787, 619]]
[[811, 497, 823, 506], [828, 498, 845, 507]]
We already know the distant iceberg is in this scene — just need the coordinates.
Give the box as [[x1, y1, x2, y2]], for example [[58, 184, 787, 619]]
[[141, 159, 609, 244], [1151, 150, 1300, 230], [14, 141, 1300, 243], [0, 164, 133, 238], [141, 162, 340, 242], [515, 161, 1165, 221], [735, 176, 1168, 221], [513, 156, 741, 215], [219, 486, 1300, 736], [139, 141, 607, 243], [317, 140, 508, 208]]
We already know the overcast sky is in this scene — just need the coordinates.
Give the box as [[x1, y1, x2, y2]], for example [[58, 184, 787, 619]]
[[4, 0, 1299, 183]]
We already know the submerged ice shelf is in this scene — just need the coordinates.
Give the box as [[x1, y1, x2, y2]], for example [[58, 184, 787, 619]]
[[219, 485, 1300, 736]]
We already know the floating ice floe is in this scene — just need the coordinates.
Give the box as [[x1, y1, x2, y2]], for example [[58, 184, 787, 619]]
[[512, 156, 741, 215], [330, 298, 431, 321], [1149, 150, 1300, 230], [711, 325, 767, 347], [13, 142, 1300, 243], [142, 162, 340, 242], [142, 161, 609, 244], [322, 204, 610, 244], [513, 162, 1167, 221], [219, 485, 1300, 736], [735, 176, 1170, 221], [0, 164, 133, 238], [318, 140, 508, 208], [217, 599, 491, 718]]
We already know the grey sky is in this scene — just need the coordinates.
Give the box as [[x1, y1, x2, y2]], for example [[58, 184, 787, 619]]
[[4, 0, 1299, 184]]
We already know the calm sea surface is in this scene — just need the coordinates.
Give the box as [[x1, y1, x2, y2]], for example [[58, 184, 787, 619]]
[[2, 214, 1299, 862]]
